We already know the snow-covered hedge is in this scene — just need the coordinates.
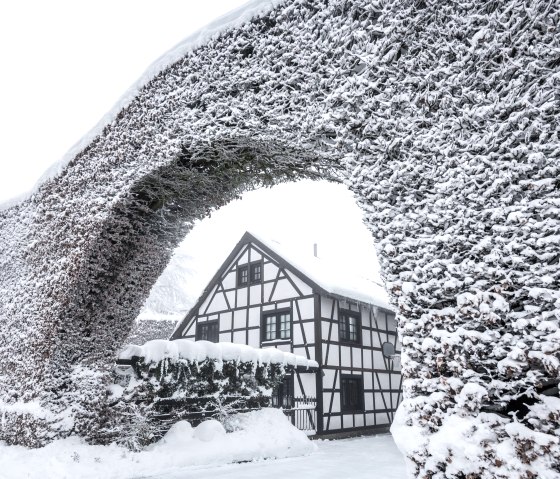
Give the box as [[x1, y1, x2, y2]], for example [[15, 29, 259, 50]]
[[103, 340, 317, 447], [0, 0, 558, 477]]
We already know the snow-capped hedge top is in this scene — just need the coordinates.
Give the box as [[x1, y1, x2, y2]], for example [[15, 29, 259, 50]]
[[119, 339, 319, 369]]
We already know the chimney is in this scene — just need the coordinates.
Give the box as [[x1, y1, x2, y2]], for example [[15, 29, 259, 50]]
[[313, 243, 318, 258]]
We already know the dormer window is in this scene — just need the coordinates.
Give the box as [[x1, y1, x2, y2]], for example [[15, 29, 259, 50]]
[[237, 260, 262, 286]]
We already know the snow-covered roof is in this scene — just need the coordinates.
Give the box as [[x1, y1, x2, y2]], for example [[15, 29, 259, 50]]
[[247, 232, 393, 310]]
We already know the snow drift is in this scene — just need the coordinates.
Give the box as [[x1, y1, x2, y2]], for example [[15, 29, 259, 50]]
[[0, 408, 315, 479]]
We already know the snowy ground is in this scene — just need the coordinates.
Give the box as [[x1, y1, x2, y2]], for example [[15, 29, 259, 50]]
[[0, 408, 407, 479], [144, 435, 407, 479]]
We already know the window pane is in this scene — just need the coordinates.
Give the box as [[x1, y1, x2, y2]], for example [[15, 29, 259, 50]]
[[197, 322, 219, 342], [340, 313, 359, 343], [266, 315, 276, 340], [238, 266, 248, 285], [279, 313, 290, 339], [251, 263, 261, 282], [348, 316, 357, 342], [208, 322, 218, 342], [340, 316, 348, 341]]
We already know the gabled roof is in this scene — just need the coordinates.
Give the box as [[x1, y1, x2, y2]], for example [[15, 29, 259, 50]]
[[171, 231, 392, 339], [246, 231, 392, 310]]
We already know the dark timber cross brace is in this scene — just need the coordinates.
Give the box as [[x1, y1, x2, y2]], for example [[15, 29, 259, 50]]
[[0, 0, 558, 477]]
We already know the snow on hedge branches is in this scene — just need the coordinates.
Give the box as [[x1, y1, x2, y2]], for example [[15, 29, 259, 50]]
[[0, 0, 558, 477], [105, 340, 316, 448], [119, 339, 319, 369]]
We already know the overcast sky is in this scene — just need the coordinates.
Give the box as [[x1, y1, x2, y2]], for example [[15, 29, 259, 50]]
[[0, 1, 382, 316], [0, 0, 248, 203]]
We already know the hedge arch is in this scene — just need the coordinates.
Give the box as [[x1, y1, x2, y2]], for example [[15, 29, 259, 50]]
[[0, 0, 558, 477]]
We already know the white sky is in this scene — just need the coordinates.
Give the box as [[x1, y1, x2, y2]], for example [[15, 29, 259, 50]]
[[0, 1, 382, 317], [0, 0, 247, 203]]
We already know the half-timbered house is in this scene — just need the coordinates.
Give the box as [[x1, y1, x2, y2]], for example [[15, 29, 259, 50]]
[[171, 231, 402, 436]]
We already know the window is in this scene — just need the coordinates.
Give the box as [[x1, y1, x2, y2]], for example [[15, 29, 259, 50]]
[[237, 266, 249, 286], [272, 375, 293, 408], [195, 320, 219, 342], [341, 375, 364, 412], [339, 310, 361, 343], [250, 262, 262, 282], [237, 260, 262, 286], [262, 310, 291, 341]]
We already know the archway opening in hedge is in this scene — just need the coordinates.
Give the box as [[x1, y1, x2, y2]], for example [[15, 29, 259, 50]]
[[133, 178, 384, 334]]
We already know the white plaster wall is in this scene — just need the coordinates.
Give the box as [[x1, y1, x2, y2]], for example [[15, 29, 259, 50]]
[[374, 392, 386, 408], [206, 290, 227, 313], [262, 303, 275, 311], [199, 284, 217, 313], [373, 350, 385, 369], [271, 277, 298, 301], [263, 262, 279, 281], [225, 290, 235, 308], [238, 249, 249, 265], [377, 373, 390, 389], [327, 345, 339, 366], [294, 324, 304, 345], [249, 285, 260, 305], [233, 330, 245, 344], [248, 307, 260, 327], [363, 351, 372, 369], [249, 246, 262, 260], [376, 413, 390, 425], [321, 297, 334, 318], [237, 288, 247, 307], [233, 309, 246, 329], [248, 328, 260, 348], [331, 394, 341, 413], [323, 368, 336, 387], [340, 346, 351, 367], [365, 392, 374, 410], [297, 297, 314, 319], [222, 271, 236, 289], [328, 415, 341, 430], [262, 282, 273, 302], [294, 372, 316, 397], [354, 415, 365, 427], [302, 322, 314, 343], [352, 347, 362, 368], [285, 270, 312, 296]]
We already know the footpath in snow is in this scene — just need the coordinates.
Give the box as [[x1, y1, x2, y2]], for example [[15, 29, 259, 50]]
[[147, 434, 407, 479]]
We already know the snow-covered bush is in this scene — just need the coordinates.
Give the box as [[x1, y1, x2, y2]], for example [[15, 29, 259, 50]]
[[101, 340, 316, 447], [0, 0, 558, 476]]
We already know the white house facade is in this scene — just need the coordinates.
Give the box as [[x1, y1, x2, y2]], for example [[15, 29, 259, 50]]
[[171, 232, 402, 436]]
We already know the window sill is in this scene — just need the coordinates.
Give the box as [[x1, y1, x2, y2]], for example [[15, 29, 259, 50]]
[[261, 339, 291, 345]]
